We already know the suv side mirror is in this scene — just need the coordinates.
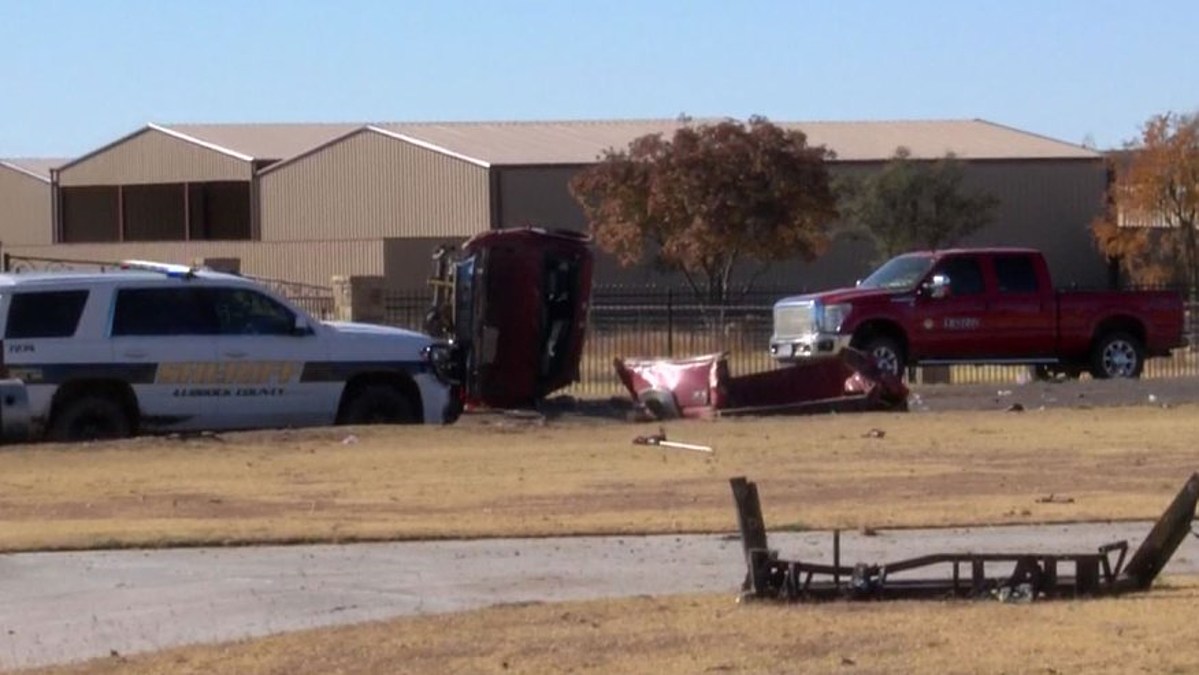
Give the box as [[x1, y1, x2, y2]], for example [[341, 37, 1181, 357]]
[[293, 316, 314, 336], [923, 274, 951, 299]]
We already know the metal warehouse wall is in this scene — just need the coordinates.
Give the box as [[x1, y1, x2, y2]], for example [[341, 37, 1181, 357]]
[[258, 129, 490, 242], [495, 165, 589, 231], [495, 160, 1109, 292], [383, 236, 469, 289], [57, 128, 251, 186], [0, 168, 53, 246], [4, 240, 384, 287]]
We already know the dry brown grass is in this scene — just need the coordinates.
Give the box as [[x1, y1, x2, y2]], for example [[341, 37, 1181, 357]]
[[35, 580, 1199, 675], [2, 404, 1198, 552]]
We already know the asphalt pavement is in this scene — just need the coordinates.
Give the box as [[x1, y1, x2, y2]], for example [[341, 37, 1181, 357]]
[[3, 521, 1197, 670]]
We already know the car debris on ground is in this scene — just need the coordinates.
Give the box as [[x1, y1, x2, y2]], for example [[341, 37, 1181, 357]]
[[614, 348, 909, 420], [632, 428, 713, 453], [729, 472, 1199, 603]]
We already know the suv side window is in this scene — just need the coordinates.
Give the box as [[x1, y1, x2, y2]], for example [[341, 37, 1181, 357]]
[[112, 288, 219, 336], [937, 257, 986, 296], [209, 288, 296, 336], [994, 255, 1040, 293], [5, 290, 89, 338]]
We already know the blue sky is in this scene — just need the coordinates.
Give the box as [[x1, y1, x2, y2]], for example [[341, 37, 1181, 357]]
[[1, 0, 1196, 158]]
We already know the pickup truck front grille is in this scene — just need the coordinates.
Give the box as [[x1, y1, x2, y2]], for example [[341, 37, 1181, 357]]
[[774, 303, 815, 338]]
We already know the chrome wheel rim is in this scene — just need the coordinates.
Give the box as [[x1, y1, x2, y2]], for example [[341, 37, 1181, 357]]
[[872, 346, 900, 375], [1102, 339, 1138, 377]]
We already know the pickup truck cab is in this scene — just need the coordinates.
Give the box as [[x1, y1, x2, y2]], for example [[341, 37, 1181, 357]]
[[0, 261, 462, 442], [770, 248, 1186, 379]]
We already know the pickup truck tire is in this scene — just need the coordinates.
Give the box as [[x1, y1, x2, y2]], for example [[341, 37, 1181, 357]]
[[861, 336, 905, 377], [1090, 332, 1145, 379], [48, 395, 132, 442], [341, 384, 420, 425]]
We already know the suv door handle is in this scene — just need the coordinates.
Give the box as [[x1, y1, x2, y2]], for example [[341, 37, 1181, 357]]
[[223, 351, 248, 359], [122, 350, 148, 359]]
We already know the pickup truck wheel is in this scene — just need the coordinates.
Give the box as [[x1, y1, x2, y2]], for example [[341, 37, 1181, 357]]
[[341, 384, 420, 425], [861, 337, 905, 377], [1090, 332, 1145, 379], [49, 395, 132, 442]]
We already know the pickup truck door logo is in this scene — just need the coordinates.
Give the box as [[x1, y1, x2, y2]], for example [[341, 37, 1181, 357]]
[[943, 317, 981, 330]]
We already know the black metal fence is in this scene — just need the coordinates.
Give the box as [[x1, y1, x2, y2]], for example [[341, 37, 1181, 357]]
[[382, 284, 1199, 398]]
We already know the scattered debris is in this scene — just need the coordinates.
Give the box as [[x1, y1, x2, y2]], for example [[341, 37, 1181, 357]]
[[860, 527, 880, 537], [633, 428, 713, 453], [997, 390, 1013, 397], [1036, 494, 1075, 504], [614, 348, 908, 420], [729, 472, 1199, 602], [340, 434, 359, 445], [862, 428, 886, 439], [1006, 403, 1025, 413]]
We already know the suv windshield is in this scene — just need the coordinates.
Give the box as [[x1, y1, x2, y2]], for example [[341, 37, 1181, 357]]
[[858, 254, 936, 291]]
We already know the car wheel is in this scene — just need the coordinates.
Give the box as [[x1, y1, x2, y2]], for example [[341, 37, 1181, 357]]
[[49, 395, 132, 442], [1089, 332, 1144, 379], [861, 336, 905, 377], [341, 384, 420, 425]]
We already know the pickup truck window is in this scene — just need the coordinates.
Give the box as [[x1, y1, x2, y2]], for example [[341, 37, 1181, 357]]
[[858, 254, 935, 290], [936, 257, 985, 296], [994, 255, 1040, 293]]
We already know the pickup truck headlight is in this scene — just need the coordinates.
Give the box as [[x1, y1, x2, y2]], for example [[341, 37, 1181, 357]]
[[816, 303, 851, 333]]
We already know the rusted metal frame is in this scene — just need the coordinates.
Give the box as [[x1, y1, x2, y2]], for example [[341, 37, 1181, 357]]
[[731, 473, 1199, 602]]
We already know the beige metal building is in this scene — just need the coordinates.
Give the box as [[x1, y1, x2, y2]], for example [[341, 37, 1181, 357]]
[[1, 118, 1109, 290], [0, 158, 62, 247]]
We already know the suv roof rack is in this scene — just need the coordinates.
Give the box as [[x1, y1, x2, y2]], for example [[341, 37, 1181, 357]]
[[118, 260, 206, 279]]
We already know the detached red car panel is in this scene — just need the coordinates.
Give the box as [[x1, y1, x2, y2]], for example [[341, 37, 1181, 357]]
[[615, 349, 909, 419]]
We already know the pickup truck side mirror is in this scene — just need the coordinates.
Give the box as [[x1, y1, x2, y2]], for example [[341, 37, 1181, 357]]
[[923, 274, 951, 299]]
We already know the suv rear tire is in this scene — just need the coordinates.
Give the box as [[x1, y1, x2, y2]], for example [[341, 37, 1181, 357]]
[[341, 384, 420, 425], [49, 395, 132, 442]]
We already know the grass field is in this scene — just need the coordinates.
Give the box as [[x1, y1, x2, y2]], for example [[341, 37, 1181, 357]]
[[2, 404, 1199, 552], [9, 402, 1199, 673]]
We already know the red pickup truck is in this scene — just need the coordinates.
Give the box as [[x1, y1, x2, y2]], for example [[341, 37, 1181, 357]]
[[770, 248, 1187, 379]]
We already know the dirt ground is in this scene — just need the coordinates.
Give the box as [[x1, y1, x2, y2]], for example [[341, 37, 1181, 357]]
[[7, 377, 1199, 673], [1, 377, 1198, 553]]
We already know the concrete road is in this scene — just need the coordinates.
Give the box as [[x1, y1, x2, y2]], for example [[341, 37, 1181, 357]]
[[3, 521, 1197, 670]]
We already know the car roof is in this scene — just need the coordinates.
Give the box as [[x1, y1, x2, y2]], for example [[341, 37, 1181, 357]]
[[0, 269, 257, 289]]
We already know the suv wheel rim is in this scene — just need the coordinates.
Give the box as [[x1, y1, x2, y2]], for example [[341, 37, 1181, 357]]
[[1102, 339, 1137, 377]]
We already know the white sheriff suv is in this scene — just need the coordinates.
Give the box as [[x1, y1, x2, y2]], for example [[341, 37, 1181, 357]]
[[0, 261, 462, 442]]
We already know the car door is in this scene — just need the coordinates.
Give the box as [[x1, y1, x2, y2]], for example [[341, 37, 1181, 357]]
[[989, 253, 1056, 358], [109, 286, 221, 432], [912, 255, 991, 359], [207, 286, 332, 429]]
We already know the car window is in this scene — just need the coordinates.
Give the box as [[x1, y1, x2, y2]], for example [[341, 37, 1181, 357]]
[[112, 287, 218, 336], [935, 257, 985, 296], [5, 290, 89, 338], [209, 288, 296, 336], [994, 255, 1040, 293]]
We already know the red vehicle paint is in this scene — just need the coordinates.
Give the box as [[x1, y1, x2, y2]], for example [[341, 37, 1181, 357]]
[[428, 227, 594, 409], [770, 248, 1187, 379], [614, 349, 909, 419]]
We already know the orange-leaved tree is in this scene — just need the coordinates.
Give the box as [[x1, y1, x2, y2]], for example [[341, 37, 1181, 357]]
[[1092, 111, 1199, 289], [568, 116, 839, 304]]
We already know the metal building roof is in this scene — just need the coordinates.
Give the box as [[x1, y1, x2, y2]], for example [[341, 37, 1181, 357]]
[[0, 157, 67, 181], [161, 123, 361, 162], [373, 118, 1099, 165]]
